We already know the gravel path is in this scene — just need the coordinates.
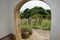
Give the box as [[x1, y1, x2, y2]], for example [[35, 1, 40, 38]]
[[22, 29, 50, 40]]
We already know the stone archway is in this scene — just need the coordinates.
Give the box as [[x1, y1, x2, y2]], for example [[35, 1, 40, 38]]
[[14, 0, 29, 40], [14, 0, 48, 40]]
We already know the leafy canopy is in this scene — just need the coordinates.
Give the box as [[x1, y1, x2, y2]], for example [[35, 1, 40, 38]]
[[20, 6, 51, 19]]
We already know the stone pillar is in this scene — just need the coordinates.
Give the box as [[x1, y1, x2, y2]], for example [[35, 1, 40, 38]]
[[14, 0, 28, 40]]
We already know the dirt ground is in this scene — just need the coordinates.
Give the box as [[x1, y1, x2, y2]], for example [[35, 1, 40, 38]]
[[22, 29, 50, 40]]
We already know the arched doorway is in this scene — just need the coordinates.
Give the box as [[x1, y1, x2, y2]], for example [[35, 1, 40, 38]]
[[14, 0, 51, 40]]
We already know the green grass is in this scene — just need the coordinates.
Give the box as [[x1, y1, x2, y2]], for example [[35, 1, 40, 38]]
[[33, 25, 42, 29], [20, 19, 51, 31]]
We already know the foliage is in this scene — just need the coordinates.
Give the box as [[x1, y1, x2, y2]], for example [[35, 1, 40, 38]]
[[41, 19, 51, 30], [31, 13, 42, 19], [20, 19, 51, 30], [20, 6, 51, 31], [21, 25, 32, 32], [20, 6, 51, 19], [32, 19, 51, 30]]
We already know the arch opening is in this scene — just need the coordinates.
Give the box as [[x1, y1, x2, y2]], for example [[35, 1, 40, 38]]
[[14, 0, 51, 40]]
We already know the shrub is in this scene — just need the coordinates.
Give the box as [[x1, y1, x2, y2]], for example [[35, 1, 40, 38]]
[[21, 25, 32, 39], [32, 19, 51, 30], [41, 19, 51, 30], [21, 25, 32, 31]]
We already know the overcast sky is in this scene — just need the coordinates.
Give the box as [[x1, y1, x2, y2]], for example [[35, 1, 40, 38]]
[[20, 1, 51, 12]]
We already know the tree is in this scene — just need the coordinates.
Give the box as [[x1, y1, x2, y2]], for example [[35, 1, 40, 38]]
[[31, 13, 42, 25], [45, 10, 51, 19], [20, 6, 51, 19]]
